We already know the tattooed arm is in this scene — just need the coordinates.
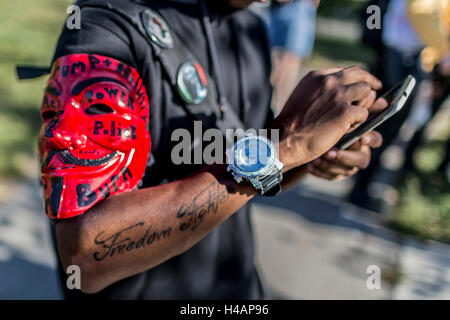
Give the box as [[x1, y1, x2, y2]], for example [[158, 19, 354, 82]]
[[55, 164, 256, 294], [56, 66, 383, 294]]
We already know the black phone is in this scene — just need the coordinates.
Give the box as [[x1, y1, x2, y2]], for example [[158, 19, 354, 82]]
[[335, 75, 417, 150]]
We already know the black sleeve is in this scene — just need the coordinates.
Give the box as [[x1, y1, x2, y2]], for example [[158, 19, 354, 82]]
[[52, 7, 136, 68]]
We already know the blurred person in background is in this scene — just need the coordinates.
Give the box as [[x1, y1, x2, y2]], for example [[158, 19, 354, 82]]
[[402, 0, 450, 180], [351, 0, 425, 210], [267, 0, 320, 115]]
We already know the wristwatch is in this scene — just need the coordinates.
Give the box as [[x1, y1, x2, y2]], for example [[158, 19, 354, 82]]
[[226, 134, 283, 196]]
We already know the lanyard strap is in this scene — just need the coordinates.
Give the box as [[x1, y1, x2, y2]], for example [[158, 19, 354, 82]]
[[200, 0, 229, 116], [199, 0, 251, 119]]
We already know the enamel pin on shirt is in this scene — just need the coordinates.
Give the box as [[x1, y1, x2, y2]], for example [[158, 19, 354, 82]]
[[141, 9, 174, 49], [177, 62, 208, 105]]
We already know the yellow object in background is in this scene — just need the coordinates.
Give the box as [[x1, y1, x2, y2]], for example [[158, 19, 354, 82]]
[[407, 0, 450, 71]]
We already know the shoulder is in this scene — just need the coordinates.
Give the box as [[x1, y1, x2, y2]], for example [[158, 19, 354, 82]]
[[53, 0, 149, 68]]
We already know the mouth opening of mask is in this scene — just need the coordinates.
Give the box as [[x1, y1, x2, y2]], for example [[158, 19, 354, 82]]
[[46, 150, 118, 167]]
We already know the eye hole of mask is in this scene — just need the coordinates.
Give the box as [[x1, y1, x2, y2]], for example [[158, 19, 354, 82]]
[[42, 110, 59, 121], [85, 104, 114, 115]]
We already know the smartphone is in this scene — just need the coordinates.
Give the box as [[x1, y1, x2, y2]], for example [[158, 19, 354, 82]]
[[335, 75, 417, 150]]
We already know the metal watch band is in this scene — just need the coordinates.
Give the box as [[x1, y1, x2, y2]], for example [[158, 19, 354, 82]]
[[254, 167, 283, 197]]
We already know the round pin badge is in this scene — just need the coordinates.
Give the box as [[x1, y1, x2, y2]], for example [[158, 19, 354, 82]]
[[177, 62, 208, 105], [141, 10, 174, 49]]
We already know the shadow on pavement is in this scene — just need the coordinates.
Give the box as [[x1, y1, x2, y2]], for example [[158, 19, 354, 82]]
[[0, 177, 63, 299], [254, 184, 398, 242], [0, 255, 61, 299]]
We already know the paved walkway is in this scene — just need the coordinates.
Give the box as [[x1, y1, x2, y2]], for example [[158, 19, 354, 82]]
[[0, 175, 448, 299], [252, 176, 450, 299], [0, 178, 62, 299]]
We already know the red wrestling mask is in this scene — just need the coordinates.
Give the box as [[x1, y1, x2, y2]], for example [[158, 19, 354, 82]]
[[39, 54, 150, 219]]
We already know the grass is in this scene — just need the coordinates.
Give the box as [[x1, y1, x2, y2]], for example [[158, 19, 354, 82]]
[[313, 36, 375, 67], [0, 0, 67, 178], [389, 138, 450, 243], [390, 172, 450, 243], [389, 103, 450, 243]]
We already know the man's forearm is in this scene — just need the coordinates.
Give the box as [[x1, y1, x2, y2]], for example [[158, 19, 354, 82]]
[[56, 164, 256, 294]]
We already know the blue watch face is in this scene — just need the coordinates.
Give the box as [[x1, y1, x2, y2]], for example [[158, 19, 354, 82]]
[[233, 136, 272, 173]]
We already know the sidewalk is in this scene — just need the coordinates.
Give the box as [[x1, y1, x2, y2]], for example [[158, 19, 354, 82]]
[[252, 176, 450, 299], [0, 178, 62, 299]]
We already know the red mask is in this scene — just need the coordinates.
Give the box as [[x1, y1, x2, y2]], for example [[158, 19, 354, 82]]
[[39, 54, 150, 219]]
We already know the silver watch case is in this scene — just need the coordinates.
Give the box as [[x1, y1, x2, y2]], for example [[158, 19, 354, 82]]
[[226, 135, 283, 192]]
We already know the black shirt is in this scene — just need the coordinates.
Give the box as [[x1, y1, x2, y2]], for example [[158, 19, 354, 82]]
[[51, 0, 273, 299]]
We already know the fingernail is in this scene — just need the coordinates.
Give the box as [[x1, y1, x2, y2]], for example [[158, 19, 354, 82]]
[[361, 135, 370, 144], [327, 151, 337, 159]]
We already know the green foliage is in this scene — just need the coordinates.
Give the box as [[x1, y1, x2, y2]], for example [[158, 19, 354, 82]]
[[390, 140, 450, 243], [317, 0, 368, 19], [0, 0, 67, 178], [313, 36, 375, 66]]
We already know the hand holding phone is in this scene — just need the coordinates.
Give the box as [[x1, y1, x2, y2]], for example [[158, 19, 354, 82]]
[[335, 75, 416, 150]]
